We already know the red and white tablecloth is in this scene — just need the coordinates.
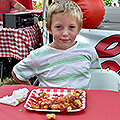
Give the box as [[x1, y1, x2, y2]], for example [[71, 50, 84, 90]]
[[0, 23, 42, 60]]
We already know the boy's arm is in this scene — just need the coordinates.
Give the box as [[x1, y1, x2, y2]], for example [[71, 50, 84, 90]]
[[12, 70, 31, 85], [14, 2, 26, 12]]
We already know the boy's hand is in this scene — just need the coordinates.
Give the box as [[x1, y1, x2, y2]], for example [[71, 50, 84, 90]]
[[11, 70, 31, 85], [14, 2, 26, 12]]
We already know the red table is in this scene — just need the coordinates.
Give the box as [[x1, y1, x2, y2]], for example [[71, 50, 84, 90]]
[[0, 23, 42, 60], [0, 85, 120, 120]]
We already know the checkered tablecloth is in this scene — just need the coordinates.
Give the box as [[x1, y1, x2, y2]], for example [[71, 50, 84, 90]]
[[0, 24, 42, 60]]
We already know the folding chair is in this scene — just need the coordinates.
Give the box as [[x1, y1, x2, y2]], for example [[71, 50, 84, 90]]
[[90, 69, 120, 91]]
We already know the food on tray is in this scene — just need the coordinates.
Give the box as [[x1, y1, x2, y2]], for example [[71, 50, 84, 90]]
[[30, 89, 83, 113], [46, 113, 56, 120]]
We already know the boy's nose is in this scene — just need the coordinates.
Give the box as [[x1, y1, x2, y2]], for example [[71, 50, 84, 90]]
[[62, 28, 69, 36]]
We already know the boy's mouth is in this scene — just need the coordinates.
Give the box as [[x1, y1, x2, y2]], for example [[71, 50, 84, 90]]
[[60, 39, 69, 43]]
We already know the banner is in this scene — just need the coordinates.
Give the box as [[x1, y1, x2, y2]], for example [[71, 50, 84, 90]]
[[76, 28, 120, 76]]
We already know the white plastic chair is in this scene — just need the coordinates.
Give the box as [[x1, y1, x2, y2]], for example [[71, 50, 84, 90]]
[[90, 69, 120, 91]]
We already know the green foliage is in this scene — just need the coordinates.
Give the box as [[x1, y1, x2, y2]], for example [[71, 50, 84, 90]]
[[32, 0, 49, 10], [33, 1, 43, 10], [103, 0, 113, 6]]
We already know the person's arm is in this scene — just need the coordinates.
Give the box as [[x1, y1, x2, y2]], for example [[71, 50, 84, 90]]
[[12, 70, 31, 85], [14, 2, 26, 12]]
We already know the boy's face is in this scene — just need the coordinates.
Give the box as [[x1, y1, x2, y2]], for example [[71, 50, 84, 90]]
[[48, 13, 80, 50]]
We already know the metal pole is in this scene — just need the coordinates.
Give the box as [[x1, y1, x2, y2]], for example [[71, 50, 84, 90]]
[[43, 0, 49, 44], [48, 0, 53, 43], [42, 0, 53, 44]]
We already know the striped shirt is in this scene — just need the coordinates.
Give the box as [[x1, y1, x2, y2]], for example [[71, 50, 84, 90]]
[[13, 40, 101, 89], [0, 0, 17, 20]]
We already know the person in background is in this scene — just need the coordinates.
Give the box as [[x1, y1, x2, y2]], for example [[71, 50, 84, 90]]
[[12, 0, 101, 89], [16, 0, 33, 10], [0, 0, 26, 21]]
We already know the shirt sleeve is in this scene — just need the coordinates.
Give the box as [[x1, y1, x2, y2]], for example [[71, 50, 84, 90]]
[[13, 51, 37, 81], [90, 46, 101, 69], [10, 0, 17, 8]]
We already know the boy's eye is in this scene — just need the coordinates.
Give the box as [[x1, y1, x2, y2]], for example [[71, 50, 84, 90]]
[[69, 26, 75, 29], [56, 26, 61, 29]]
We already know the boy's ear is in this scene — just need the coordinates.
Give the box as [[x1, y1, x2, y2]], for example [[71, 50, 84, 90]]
[[46, 24, 53, 35]]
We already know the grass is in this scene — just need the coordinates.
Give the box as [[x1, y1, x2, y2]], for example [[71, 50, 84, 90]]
[[0, 77, 17, 86]]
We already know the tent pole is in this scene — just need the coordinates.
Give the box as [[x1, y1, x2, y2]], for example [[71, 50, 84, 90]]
[[48, 0, 53, 43]]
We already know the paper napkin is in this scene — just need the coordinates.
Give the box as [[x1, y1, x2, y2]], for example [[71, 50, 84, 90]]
[[0, 88, 29, 106]]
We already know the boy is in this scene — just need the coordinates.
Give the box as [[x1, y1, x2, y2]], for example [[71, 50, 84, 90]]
[[12, 0, 101, 89]]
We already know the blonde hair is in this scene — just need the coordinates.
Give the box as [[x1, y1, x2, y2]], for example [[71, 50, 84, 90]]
[[47, 0, 83, 31]]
